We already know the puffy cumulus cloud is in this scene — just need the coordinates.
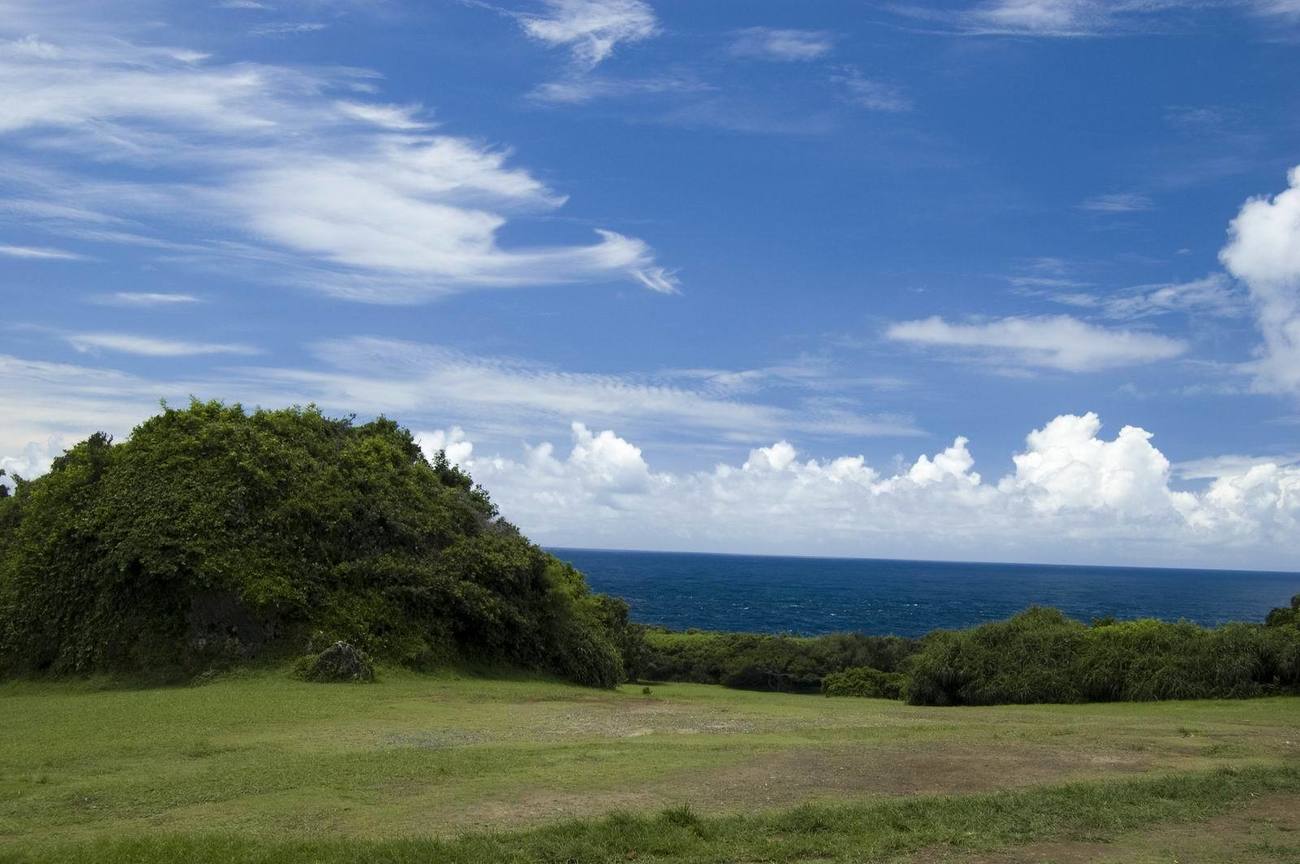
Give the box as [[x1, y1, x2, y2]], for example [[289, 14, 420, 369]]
[[516, 0, 659, 69], [743, 441, 798, 472], [566, 422, 654, 493], [416, 426, 474, 468], [1220, 165, 1300, 394], [999, 413, 1187, 517], [0, 2, 673, 302], [1, 435, 67, 487], [449, 413, 1300, 569], [1191, 463, 1300, 544], [886, 315, 1186, 372], [906, 437, 979, 487]]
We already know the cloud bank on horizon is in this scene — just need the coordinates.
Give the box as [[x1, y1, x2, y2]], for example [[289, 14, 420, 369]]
[[418, 412, 1300, 570], [3, 0, 1300, 569]]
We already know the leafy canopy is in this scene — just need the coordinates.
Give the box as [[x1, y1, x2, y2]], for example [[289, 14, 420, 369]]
[[0, 400, 635, 685]]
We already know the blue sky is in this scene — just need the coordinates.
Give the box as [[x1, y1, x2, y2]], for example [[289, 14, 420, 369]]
[[3, 0, 1300, 568]]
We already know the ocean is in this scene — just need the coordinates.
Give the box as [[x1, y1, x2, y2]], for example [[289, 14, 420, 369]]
[[551, 548, 1300, 637]]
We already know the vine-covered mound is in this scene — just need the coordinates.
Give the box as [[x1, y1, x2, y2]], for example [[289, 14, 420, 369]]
[[0, 401, 631, 685]]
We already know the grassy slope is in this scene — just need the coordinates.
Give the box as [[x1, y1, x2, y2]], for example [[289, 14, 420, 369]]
[[2, 670, 1298, 861]]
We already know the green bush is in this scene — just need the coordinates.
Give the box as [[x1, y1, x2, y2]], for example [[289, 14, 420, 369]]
[[822, 666, 904, 699], [644, 629, 918, 693], [904, 606, 1300, 706], [1266, 594, 1300, 629], [294, 641, 375, 683], [0, 401, 631, 686]]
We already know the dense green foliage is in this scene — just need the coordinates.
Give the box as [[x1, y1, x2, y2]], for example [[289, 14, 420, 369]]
[[904, 606, 1300, 706], [1267, 594, 1300, 629], [0, 401, 634, 685], [821, 665, 905, 699], [643, 629, 917, 693]]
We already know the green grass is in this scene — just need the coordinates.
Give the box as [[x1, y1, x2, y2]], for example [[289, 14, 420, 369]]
[[1, 668, 1298, 861], [7, 766, 1300, 863]]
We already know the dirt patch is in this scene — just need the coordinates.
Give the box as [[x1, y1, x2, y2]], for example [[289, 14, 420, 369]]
[[440, 742, 1154, 833], [677, 742, 1154, 811], [910, 794, 1300, 863]]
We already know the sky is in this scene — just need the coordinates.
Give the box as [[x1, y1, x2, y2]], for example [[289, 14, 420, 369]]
[[2, 0, 1300, 570]]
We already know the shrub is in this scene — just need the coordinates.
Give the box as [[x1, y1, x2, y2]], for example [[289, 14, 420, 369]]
[[295, 641, 375, 683], [822, 666, 904, 699]]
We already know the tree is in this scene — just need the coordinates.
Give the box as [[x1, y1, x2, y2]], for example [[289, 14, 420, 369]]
[[0, 401, 624, 685]]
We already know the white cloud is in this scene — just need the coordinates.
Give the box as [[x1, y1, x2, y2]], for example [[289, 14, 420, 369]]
[[1102, 273, 1246, 320], [728, 28, 833, 62], [334, 101, 430, 130], [0, 337, 919, 481], [1079, 192, 1154, 213], [89, 292, 203, 307], [258, 336, 920, 441], [0, 355, 172, 461], [527, 74, 708, 105], [969, 0, 1102, 35], [1251, 0, 1300, 19], [248, 22, 327, 37], [886, 315, 1186, 372], [946, 0, 1183, 36], [516, 0, 659, 68], [416, 426, 475, 467], [831, 66, 912, 112], [0, 243, 84, 260], [1220, 165, 1300, 395], [443, 413, 1300, 568], [65, 332, 259, 356], [998, 412, 1179, 516], [0, 435, 66, 485], [1034, 274, 1247, 320], [0, 5, 674, 302]]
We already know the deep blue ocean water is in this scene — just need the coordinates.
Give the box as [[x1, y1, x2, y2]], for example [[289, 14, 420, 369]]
[[550, 548, 1300, 637]]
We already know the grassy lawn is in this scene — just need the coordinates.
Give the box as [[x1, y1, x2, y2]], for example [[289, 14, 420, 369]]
[[2, 668, 1298, 861]]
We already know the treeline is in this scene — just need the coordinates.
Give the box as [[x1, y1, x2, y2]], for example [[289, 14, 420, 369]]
[[640, 597, 1300, 706]]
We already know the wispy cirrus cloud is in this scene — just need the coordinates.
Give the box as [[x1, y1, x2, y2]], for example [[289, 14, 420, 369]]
[[514, 0, 659, 68], [728, 28, 834, 62], [527, 73, 709, 104], [831, 66, 912, 112], [1079, 191, 1154, 213], [88, 292, 203, 307], [893, 0, 1206, 37], [0, 1, 676, 302], [0, 334, 920, 476], [248, 22, 327, 37], [886, 315, 1186, 371], [64, 332, 260, 357], [0, 243, 84, 260]]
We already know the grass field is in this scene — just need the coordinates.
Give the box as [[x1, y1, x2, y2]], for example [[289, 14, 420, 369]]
[[3, 668, 1299, 862]]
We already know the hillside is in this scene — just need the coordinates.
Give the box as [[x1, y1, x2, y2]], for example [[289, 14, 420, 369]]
[[0, 401, 634, 685]]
